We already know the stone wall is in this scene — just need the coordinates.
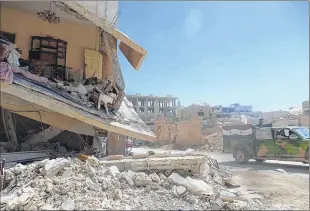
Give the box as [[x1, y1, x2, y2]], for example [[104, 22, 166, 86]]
[[180, 104, 211, 121], [155, 117, 206, 147], [201, 126, 222, 137]]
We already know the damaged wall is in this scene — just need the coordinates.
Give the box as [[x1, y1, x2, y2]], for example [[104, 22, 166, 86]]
[[180, 104, 211, 122], [0, 7, 100, 70], [201, 126, 222, 137], [155, 117, 206, 147]]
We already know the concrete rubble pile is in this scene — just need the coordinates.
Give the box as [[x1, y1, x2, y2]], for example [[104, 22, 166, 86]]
[[0, 39, 124, 115], [199, 132, 223, 152], [53, 75, 125, 114], [1, 155, 265, 210]]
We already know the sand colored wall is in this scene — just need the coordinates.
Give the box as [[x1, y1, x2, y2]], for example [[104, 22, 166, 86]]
[[181, 105, 211, 121], [0, 7, 99, 70], [176, 117, 203, 147], [155, 117, 205, 147], [155, 121, 171, 145], [201, 126, 222, 137]]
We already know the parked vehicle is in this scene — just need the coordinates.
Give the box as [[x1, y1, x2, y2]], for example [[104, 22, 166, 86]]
[[223, 124, 309, 164]]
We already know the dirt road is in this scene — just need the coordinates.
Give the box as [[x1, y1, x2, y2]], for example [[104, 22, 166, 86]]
[[227, 162, 309, 210], [132, 147, 309, 210]]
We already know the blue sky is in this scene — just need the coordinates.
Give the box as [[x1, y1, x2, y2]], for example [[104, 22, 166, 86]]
[[117, 1, 309, 112]]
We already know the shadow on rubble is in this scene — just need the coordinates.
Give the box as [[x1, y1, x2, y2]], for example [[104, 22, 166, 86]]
[[218, 160, 309, 175]]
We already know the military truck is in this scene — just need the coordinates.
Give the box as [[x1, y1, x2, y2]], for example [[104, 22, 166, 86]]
[[222, 124, 309, 164]]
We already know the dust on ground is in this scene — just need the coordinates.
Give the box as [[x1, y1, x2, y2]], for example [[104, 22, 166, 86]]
[[231, 166, 309, 210], [133, 147, 309, 210]]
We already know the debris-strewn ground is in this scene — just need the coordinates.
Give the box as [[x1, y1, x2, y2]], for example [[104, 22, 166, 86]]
[[231, 167, 309, 210], [142, 131, 224, 153], [1, 156, 267, 210], [131, 147, 309, 210], [199, 132, 223, 152]]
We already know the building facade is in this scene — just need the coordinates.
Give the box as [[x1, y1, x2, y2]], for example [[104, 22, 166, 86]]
[[126, 94, 180, 124], [211, 103, 253, 114], [180, 103, 212, 122]]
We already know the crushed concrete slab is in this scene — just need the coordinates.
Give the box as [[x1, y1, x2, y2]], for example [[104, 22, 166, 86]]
[[61, 168, 72, 179], [120, 171, 135, 187], [176, 185, 187, 195], [61, 199, 75, 210], [159, 172, 168, 181], [109, 166, 120, 178], [0, 156, 266, 210], [41, 158, 70, 177], [219, 189, 240, 202], [133, 172, 152, 186], [169, 172, 213, 196], [149, 172, 160, 183], [227, 200, 248, 210]]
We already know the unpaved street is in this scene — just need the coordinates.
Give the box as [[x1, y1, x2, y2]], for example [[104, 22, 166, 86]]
[[132, 147, 309, 210], [231, 167, 308, 210]]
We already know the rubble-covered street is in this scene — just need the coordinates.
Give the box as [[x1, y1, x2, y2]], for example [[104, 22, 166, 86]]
[[0, 1, 309, 211], [0, 154, 272, 210], [231, 166, 309, 210], [131, 147, 309, 210]]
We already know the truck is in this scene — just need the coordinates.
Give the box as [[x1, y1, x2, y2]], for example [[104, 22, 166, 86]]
[[223, 124, 309, 164]]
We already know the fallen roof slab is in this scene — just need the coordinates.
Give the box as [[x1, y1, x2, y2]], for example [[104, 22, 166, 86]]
[[100, 155, 207, 174], [61, 1, 147, 71], [0, 81, 156, 142]]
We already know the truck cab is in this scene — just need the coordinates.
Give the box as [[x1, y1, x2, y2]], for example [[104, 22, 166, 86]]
[[223, 125, 309, 164]]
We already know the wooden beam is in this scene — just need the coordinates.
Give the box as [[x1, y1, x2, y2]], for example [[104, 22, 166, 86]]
[[0, 83, 156, 142], [119, 41, 145, 71], [61, 1, 147, 71]]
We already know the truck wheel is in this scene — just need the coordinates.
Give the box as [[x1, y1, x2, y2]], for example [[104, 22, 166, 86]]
[[255, 159, 265, 162], [234, 149, 249, 164]]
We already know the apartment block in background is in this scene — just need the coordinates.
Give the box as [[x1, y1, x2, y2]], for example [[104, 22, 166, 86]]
[[126, 94, 180, 124]]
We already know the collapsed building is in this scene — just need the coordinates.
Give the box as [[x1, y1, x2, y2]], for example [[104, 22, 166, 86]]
[[0, 152, 268, 210], [0, 1, 156, 165], [154, 117, 223, 152]]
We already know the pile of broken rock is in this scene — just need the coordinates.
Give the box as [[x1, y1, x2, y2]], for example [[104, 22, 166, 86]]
[[199, 132, 224, 152], [1, 156, 264, 210]]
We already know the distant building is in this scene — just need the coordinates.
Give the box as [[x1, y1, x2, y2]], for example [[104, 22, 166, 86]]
[[126, 93, 180, 125], [211, 103, 253, 114], [302, 101, 309, 115], [180, 103, 212, 122]]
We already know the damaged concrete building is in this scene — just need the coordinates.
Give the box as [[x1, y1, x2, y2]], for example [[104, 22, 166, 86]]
[[180, 102, 212, 122], [0, 1, 155, 163], [180, 102, 262, 126], [126, 93, 181, 130]]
